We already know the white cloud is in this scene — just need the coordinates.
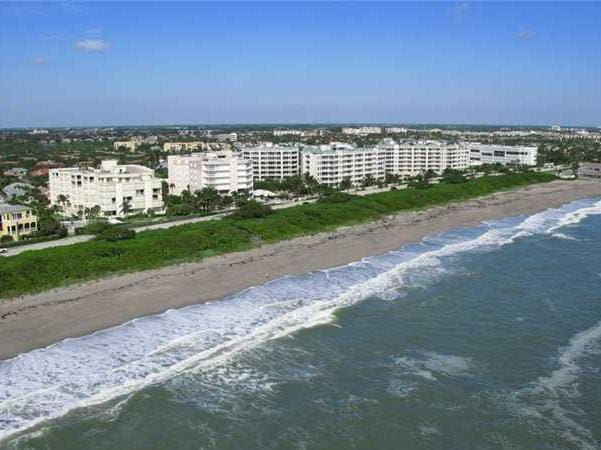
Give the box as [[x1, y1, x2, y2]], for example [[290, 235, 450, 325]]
[[451, 2, 469, 21], [40, 34, 67, 41], [515, 30, 535, 41], [75, 39, 111, 52], [33, 57, 50, 65]]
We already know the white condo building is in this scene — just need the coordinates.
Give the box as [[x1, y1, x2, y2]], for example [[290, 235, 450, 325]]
[[379, 139, 470, 176], [239, 144, 300, 181], [469, 144, 538, 166], [49, 160, 164, 217], [168, 151, 253, 195], [300, 143, 385, 186]]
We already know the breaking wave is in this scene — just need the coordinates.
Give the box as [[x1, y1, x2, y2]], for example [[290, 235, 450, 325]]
[[1, 197, 600, 442]]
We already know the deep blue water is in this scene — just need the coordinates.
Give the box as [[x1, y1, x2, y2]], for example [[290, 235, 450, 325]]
[[1, 197, 601, 450]]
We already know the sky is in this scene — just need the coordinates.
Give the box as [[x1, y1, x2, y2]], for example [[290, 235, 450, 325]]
[[0, 1, 600, 128]]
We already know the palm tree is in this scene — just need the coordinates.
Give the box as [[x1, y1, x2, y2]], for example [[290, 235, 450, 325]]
[[57, 194, 69, 212], [120, 199, 132, 216]]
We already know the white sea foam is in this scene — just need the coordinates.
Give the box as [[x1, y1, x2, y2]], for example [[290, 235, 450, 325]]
[[1, 196, 600, 442], [509, 320, 601, 450]]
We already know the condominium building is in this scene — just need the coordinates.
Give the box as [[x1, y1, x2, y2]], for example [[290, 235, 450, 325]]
[[300, 143, 385, 186], [0, 204, 38, 241], [167, 151, 253, 195], [239, 144, 300, 181], [49, 160, 164, 217], [380, 140, 470, 176], [469, 144, 538, 166], [113, 139, 142, 151]]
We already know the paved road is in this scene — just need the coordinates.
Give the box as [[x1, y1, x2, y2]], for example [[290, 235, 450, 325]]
[[0, 186, 401, 257]]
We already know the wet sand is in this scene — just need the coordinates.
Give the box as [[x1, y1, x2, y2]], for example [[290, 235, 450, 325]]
[[1, 179, 600, 360]]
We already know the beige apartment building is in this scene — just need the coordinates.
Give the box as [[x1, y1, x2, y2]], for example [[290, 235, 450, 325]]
[[239, 144, 300, 181], [0, 204, 37, 241], [168, 151, 253, 195]]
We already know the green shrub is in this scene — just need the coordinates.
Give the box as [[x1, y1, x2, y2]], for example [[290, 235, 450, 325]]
[[0, 172, 557, 298], [228, 200, 272, 220], [317, 192, 358, 204], [96, 226, 136, 242]]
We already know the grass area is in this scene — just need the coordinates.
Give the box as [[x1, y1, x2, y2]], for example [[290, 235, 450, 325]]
[[0, 172, 557, 299]]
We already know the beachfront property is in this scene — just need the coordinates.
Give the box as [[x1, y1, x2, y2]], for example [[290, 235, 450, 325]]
[[167, 151, 253, 195], [380, 139, 470, 177], [578, 162, 601, 178], [300, 143, 386, 186], [468, 144, 538, 166], [239, 144, 300, 181], [49, 160, 164, 217], [0, 204, 37, 241]]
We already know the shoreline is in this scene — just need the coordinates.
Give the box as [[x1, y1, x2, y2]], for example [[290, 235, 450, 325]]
[[1, 179, 601, 360]]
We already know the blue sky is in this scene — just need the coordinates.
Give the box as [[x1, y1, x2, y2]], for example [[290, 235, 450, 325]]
[[1, 1, 600, 128]]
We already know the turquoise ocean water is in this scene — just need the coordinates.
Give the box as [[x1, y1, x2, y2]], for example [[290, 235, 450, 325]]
[[1, 197, 601, 450]]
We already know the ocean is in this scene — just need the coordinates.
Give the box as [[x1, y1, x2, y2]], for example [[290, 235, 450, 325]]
[[1, 197, 601, 450]]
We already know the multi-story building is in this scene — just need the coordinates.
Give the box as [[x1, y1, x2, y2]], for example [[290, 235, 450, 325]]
[[163, 142, 206, 152], [300, 143, 385, 186], [468, 144, 538, 166], [49, 160, 164, 217], [167, 151, 253, 195], [273, 129, 304, 137], [341, 127, 382, 135], [113, 139, 142, 151], [578, 162, 601, 178], [380, 139, 470, 176], [239, 144, 300, 181], [0, 204, 37, 241]]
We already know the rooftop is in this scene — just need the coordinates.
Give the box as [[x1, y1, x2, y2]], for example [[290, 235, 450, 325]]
[[0, 204, 32, 214]]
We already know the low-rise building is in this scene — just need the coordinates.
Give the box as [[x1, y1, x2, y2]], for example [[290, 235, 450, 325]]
[[578, 162, 601, 178], [341, 127, 382, 135], [2, 183, 34, 200], [0, 204, 37, 242], [168, 151, 253, 195], [300, 143, 385, 186], [49, 160, 164, 217], [163, 142, 206, 152], [3, 167, 28, 178], [239, 144, 300, 181], [469, 144, 538, 166]]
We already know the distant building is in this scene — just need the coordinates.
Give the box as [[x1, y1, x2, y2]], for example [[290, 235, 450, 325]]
[[273, 129, 304, 137], [239, 144, 300, 181], [3, 167, 28, 178], [113, 136, 156, 151], [168, 151, 253, 195], [163, 142, 206, 152], [0, 204, 37, 242], [578, 162, 601, 178], [2, 183, 34, 200], [469, 144, 538, 166], [49, 160, 164, 217], [341, 127, 382, 135], [212, 132, 238, 142], [300, 143, 385, 186], [28, 129, 49, 135]]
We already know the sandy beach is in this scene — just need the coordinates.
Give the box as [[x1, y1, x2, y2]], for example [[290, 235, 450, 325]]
[[1, 178, 600, 360]]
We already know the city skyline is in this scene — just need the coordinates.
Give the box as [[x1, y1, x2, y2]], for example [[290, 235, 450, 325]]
[[1, 1, 600, 128]]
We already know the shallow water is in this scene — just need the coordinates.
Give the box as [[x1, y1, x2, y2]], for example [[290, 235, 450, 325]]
[[1, 197, 601, 449]]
